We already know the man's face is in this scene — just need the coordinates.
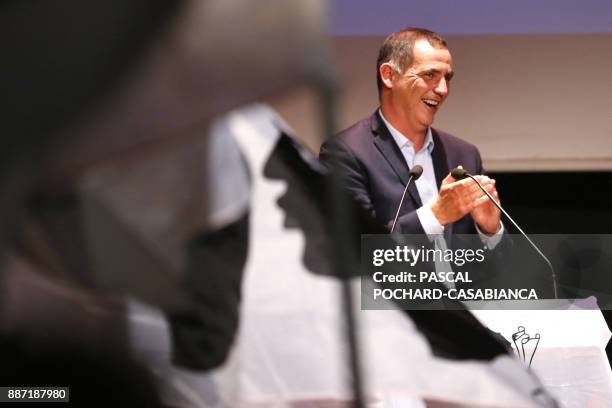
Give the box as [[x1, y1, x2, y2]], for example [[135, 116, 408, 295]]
[[390, 39, 454, 132]]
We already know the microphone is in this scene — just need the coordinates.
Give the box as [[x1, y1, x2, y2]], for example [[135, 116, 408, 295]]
[[450, 167, 469, 180], [450, 167, 558, 299], [390, 165, 423, 233]]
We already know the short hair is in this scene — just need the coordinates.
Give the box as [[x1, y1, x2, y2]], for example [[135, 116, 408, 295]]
[[376, 27, 448, 96]]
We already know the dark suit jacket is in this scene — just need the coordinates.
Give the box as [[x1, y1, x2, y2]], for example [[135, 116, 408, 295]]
[[319, 111, 484, 235]]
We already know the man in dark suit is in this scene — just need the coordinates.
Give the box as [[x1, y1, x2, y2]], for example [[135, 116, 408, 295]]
[[320, 27, 502, 238], [318, 29, 520, 356]]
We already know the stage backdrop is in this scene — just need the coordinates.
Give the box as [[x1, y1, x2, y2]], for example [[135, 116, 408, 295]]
[[324, 0, 612, 171]]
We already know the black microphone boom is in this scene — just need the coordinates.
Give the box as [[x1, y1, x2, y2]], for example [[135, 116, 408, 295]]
[[390, 165, 423, 233], [450, 167, 558, 299]]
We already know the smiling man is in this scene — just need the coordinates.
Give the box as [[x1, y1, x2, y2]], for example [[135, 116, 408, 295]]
[[320, 27, 502, 237]]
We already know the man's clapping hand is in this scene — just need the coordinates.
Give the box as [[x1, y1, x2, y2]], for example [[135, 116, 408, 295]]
[[430, 170, 501, 235]]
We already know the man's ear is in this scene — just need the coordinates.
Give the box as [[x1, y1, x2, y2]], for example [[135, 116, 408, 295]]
[[379, 63, 396, 90]]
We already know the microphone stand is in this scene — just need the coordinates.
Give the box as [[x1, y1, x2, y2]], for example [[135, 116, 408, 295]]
[[390, 170, 419, 233], [462, 172, 559, 299]]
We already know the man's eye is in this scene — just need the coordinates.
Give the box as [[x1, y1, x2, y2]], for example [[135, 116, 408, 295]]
[[424, 72, 434, 79]]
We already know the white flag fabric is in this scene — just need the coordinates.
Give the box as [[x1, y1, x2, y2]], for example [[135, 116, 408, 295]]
[[129, 103, 556, 407]]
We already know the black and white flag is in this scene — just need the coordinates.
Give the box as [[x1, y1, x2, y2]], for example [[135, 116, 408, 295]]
[[130, 103, 557, 408]]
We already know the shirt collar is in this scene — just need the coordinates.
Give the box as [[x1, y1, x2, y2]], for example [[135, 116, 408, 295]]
[[378, 109, 434, 154]]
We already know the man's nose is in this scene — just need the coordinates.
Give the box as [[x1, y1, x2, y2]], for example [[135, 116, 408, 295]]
[[434, 77, 449, 97]]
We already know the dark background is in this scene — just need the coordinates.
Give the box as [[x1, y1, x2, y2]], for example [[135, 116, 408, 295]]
[[489, 171, 612, 234]]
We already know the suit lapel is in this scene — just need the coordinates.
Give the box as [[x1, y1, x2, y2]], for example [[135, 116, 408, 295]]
[[431, 128, 449, 190], [371, 112, 422, 208], [430, 128, 453, 237]]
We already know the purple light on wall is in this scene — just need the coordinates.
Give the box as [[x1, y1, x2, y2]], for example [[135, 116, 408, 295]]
[[331, 0, 612, 36]]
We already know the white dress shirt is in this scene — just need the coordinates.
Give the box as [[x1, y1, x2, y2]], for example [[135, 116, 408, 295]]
[[379, 110, 503, 248]]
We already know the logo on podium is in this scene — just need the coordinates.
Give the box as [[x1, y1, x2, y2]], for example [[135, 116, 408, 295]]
[[512, 326, 541, 368]]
